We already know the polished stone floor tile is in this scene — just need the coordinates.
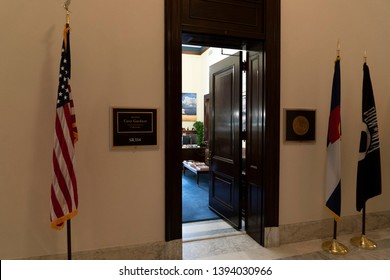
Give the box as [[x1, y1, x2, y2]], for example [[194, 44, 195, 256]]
[[183, 219, 390, 260]]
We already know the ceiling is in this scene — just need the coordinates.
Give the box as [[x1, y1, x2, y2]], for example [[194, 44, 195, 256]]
[[182, 44, 209, 55]]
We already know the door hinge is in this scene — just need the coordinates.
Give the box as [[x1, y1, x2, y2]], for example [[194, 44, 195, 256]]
[[241, 130, 247, 141], [241, 60, 247, 72]]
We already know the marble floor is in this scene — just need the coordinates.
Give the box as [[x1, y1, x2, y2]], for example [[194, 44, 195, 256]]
[[182, 219, 390, 260]]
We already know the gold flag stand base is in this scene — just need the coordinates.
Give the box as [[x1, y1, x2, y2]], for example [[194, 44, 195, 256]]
[[350, 235, 377, 249], [322, 239, 349, 255]]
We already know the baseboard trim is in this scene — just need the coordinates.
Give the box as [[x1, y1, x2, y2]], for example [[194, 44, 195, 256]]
[[278, 210, 390, 245], [22, 211, 390, 258], [23, 239, 182, 260]]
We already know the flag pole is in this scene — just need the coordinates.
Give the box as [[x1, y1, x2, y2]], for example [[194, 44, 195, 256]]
[[64, 1, 73, 260], [64, 0, 71, 26], [322, 41, 348, 255], [350, 53, 379, 250], [67, 220, 72, 260], [50, 0, 77, 259], [350, 203, 377, 249], [322, 219, 349, 255]]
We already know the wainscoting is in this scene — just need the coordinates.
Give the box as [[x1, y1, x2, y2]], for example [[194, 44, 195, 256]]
[[21, 211, 390, 260]]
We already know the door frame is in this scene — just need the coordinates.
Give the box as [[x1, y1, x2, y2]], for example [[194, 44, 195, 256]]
[[164, 0, 280, 243]]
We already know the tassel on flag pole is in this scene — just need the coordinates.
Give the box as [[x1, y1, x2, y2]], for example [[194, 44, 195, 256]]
[[322, 41, 348, 255], [350, 52, 381, 249]]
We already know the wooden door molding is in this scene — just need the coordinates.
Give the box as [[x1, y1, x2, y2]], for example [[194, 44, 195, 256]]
[[263, 0, 281, 228], [246, 51, 265, 244], [164, 0, 280, 242], [164, 0, 183, 241], [181, 0, 265, 39]]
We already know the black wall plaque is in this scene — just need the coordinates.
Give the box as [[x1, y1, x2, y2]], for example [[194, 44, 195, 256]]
[[284, 109, 316, 142], [112, 107, 158, 147]]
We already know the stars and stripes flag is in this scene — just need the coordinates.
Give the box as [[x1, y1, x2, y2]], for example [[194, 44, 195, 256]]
[[50, 24, 79, 230], [356, 63, 381, 212], [325, 57, 341, 221]]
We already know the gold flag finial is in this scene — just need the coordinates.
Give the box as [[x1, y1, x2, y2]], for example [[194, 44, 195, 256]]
[[364, 50, 367, 64], [63, 0, 71, 50], [64, 0, 71, 25], [64, 0, 71, 11], [336, 40, 341, 58]]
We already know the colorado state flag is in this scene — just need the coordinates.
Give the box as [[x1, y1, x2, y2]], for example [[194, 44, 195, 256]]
[[325, 57, 341, 221]]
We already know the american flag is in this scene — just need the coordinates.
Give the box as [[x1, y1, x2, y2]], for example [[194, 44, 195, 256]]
[[50, 25, 78, 230]]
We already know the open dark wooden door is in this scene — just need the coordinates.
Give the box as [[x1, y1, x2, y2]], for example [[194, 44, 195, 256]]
[[165, 0, 280, 244], [209, 54, 242, 229], [245, 50, 265, 244]]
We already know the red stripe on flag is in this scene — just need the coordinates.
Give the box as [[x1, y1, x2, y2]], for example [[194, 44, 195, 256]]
[[63, 104, 78, 206], [52, 138, 74, 212], [328, 105, 341, 144], [50, 182, 64, 220], [61, 105, 78, 193]]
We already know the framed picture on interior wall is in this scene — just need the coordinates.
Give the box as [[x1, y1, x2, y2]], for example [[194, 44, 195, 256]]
[[111, 107, 158, 148], [182, 92, 197, 122], [284, 109, 316, 142]]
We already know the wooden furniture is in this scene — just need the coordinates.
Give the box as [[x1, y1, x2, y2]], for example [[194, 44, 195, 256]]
[[182, 161, 209, 185], [182, 146, 205, 163]]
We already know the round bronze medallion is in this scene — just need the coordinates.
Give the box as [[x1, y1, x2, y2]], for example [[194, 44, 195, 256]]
[[292, 115, 309, 136]]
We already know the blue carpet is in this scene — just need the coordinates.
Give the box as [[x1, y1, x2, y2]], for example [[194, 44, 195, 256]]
[[182, 172, 219, 223]]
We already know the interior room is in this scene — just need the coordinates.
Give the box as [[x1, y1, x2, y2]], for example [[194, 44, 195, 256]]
[[181, 46, 236, 227]]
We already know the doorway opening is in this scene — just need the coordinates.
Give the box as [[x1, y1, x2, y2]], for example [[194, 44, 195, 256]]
[[164, 0, 281, 248], [181, 45, 252, 240]]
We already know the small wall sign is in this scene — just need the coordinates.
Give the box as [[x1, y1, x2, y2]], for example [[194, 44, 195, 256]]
[[112, 107, 158, 147]]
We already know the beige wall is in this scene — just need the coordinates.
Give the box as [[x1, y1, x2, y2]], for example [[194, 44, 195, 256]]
[[1, 0, 390, 259], [280, 0, 390, 224], [182, 54, 204, 129], [0, 0, 164, 259], [182, 48, 238, 129]]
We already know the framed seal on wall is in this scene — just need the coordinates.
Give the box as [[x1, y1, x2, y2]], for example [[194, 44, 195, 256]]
[[284, 109, 316, 142]]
